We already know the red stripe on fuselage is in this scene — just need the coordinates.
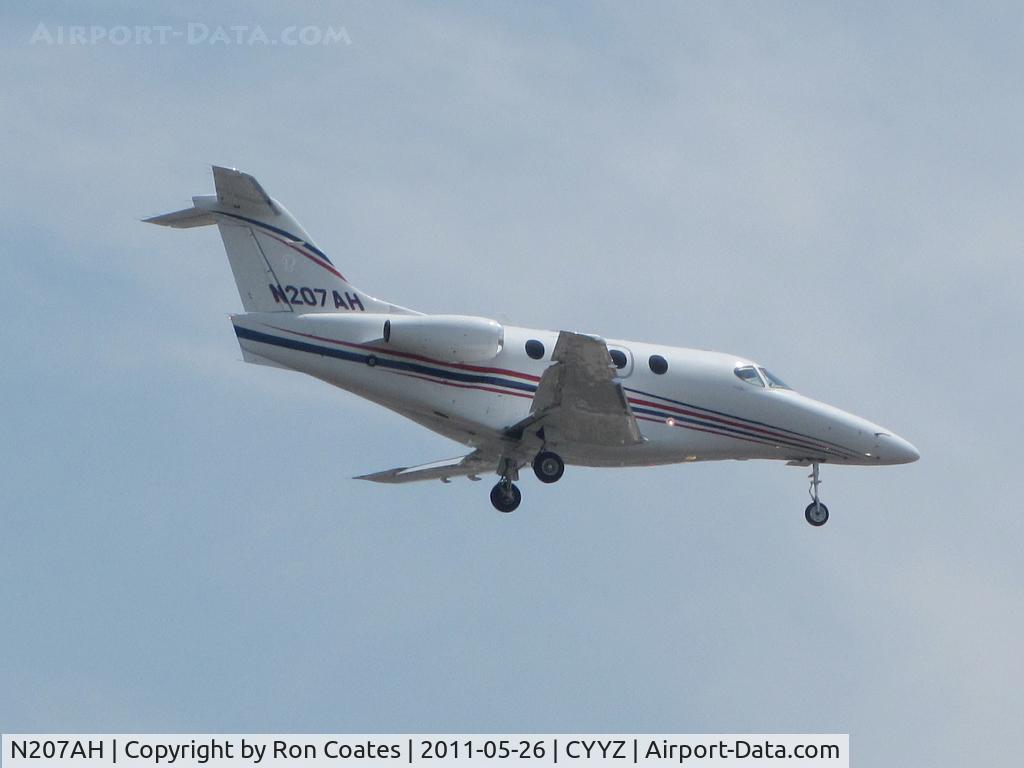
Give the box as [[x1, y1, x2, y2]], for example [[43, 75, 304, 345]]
[[257, 322, 846, 454], [627, 396, 835, 454], [634, 413, 779, 448], [389, 370, 534, 399], [266, 324, 542, 383]]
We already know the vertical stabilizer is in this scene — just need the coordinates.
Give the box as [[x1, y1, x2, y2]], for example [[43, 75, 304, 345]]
[[146, 166, 415, 315]]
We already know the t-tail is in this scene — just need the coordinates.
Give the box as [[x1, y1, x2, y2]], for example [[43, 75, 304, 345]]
[[145, 165, 413, 315]]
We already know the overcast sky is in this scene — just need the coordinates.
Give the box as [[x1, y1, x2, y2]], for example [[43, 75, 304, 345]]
[[2, 2, 1022, 765]]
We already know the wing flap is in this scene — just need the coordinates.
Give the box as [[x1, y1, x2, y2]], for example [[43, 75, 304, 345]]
[[530, 331, 643, 447]]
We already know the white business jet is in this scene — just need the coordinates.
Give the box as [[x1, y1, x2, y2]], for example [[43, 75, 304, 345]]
[[147, 167, 918, 525]]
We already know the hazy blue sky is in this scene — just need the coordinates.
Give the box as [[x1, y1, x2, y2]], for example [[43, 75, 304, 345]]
[[2, 2, 1022, 765]]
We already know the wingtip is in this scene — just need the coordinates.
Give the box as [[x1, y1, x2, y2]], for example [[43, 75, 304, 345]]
[[353, 471, 399, 483]]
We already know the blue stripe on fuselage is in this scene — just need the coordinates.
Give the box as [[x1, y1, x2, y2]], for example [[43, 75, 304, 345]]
[[630, 405, 849, 457], [235, 325, 855, 457], [234, 325, 538, 394], [624, 384, 853, 456]]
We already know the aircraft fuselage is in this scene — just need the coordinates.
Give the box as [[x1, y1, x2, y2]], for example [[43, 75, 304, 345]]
[[231, 311, 919, 469]]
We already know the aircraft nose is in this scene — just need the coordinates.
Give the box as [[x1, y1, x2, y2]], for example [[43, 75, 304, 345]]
[[875, 432, 920, 464]]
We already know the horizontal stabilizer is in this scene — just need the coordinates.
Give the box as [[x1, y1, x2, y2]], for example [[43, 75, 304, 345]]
[[356, 450, 496, 484], [212, 165, 279, 215], [143, 207, 216, 228], [145, 167, 278, 225]]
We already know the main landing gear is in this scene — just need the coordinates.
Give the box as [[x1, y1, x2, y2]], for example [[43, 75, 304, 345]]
[[489, 450, 565, 512], [490, 457, 522, 513], [532, 450, 565, 484], [804, 462, 829, 527], [490, 478, 521, 513]]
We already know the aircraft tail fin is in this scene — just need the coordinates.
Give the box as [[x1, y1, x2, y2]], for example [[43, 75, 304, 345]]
[[146, 166, 411, 315]]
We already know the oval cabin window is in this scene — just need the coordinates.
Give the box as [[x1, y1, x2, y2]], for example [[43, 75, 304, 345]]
[[525, 339, 545, 360]]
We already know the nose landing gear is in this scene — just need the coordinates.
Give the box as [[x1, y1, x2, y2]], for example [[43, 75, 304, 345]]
[[804, 462, 829, 526]]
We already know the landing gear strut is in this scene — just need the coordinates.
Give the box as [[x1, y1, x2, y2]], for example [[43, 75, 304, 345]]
[[490, 458, 521, 513], [532, 450, 565, 484], [804, 462, 829, 527]]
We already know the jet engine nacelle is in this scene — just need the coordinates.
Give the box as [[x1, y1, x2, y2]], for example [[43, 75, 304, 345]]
[[382, 314, 504, 363]]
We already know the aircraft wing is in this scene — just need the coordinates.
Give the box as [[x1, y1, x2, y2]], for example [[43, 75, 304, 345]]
[[357, 332, 641, 484], [523, 331, 644, 447], [355, 449, 497, 484]]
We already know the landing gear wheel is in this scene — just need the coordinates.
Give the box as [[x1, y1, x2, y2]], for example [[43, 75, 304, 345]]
[[532, 451, 565, 484], [490, 481, 521, 513], [803, 461, 829, 526], [805, 501, 829, 527]]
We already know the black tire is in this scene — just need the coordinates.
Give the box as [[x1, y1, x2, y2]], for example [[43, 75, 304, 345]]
[[804, 501, 829, 527], [490, 482, 522, 513], [532, 451, 565, 484]]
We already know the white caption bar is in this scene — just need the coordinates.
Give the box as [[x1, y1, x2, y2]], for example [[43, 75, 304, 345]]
[[1, 735, 848, 768]]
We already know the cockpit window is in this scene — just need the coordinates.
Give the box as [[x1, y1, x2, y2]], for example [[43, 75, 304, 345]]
[[758, 367, 792, 390], [734, 365, 765, 387]]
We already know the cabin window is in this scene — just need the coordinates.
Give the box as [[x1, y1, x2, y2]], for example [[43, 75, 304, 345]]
[[734, 365, 765, 387], [648, 354, 668, 375], [609, 349, 628, 369], [525, 339, 545, 360], [759, 367, 792, 390]]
